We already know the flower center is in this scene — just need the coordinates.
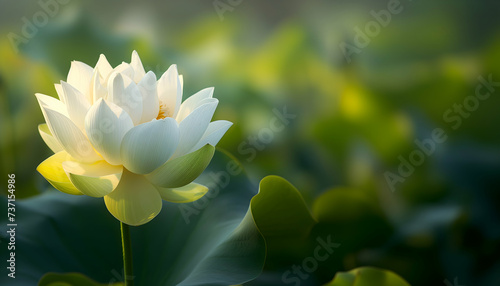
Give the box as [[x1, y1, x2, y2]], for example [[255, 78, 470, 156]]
[[156, 101, 170, 120]]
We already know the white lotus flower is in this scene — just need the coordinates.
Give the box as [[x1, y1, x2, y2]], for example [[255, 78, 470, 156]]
[[36, 51, 232, 226]]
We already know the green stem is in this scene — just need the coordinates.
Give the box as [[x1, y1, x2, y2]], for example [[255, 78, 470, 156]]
[[120, 222, 134, 286]]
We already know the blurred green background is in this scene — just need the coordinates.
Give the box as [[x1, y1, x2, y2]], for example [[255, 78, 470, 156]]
[[1, 0, 500, 285]]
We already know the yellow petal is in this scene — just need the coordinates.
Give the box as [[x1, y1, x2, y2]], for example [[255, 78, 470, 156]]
[[37, 151, 81, 195], [156, 182, 209, 203], [104, 170, 162, 226], [38, 123, 63, 153], [145, 144, 215, 188], [62, 161, 122, 198]]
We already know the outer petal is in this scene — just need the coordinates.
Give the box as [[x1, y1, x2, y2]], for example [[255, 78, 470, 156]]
[[120, 118, 180, 174], [189, 120, 233, 153], [130, 50, 146, 83], [107, 73, 143, 125], [104, 170, 162, 226], [157, 64, 182, 118], [95, 54, 113, 81], [175, 87, 214, 122], [173, 98, 218, 158], [35, 93, 68, 117], [67, 61, 93, 102], [38, 102, 101, 163], [62, 160, 122, 197], [156, 182, 209, 203], [61, 81, 91, 130], [146, 144, 214, 188], [38, 123, 63, 153], [138, 71, 159, 123], [85, 99, 134, 165], [36, 151, 82, 195]]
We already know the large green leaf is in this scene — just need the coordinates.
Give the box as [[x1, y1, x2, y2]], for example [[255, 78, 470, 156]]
[[251, 175, 317, 261], [323, 267, 410, 286]]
